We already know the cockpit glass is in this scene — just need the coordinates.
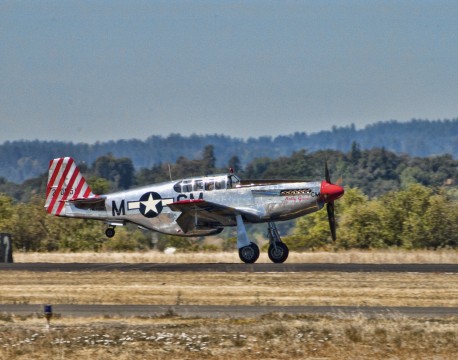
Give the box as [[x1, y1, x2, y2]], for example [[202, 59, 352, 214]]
[[182, 180, 192, 193], [175, 176, 230, 193], [205, 179, 215, 191], [194, 179, 204, 191], [215, 178, 226, 190], [228, 174, 241, 188]]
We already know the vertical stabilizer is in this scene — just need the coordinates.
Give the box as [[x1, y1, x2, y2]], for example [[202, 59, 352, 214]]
[[45, 157, 94, 215]]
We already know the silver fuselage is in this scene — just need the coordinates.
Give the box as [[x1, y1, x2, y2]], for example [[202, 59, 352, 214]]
[[60, 174, 323, 236]]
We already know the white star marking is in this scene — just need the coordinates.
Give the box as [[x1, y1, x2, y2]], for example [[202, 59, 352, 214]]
[[141, 193, 162, 214], [127, 193, 174, 216]]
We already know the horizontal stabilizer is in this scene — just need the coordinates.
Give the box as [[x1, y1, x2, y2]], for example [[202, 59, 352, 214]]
[[68, 196, 106, 204], [68, 196, 106, 211]]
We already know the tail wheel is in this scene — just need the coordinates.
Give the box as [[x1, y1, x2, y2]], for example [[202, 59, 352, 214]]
[[268, 242, 289, 263], [239, 243, 260, 264], [105, 227, 115, 238]]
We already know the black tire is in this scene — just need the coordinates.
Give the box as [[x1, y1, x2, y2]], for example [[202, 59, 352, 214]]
[[105, 227, 115, 238], [268, 242, 289, 263], [239, 243, 260, 264]]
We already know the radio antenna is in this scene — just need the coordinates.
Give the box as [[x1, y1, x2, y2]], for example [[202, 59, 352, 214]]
[[168, 164, 173, 181]]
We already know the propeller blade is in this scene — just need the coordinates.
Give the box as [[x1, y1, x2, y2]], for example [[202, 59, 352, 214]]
[[325, 160, 331, 183], [326, 201, 336, 242], [323, 160, 343, 242]]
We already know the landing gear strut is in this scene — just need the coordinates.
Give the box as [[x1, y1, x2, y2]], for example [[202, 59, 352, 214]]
[[236, 214, 260, 264], [267, 222, 289, 263]]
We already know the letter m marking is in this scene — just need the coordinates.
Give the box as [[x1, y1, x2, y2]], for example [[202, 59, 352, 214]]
[[112, 200, 125, 216]]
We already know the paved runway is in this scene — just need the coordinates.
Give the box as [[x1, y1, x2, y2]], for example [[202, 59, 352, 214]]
[[1, 262, 457, 273], [1, 304, 457, 318]]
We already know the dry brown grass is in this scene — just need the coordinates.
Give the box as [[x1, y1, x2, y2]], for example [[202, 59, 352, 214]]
[[1, 314, 457, 359], [1, 271, 457, 307], [13, 249, 458, 264]]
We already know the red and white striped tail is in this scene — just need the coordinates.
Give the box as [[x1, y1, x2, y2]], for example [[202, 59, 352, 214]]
[[45, 157, 94, 215]]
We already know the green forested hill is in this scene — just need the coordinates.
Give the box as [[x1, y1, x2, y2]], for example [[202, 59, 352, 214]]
[[1, 118, 458, 183]]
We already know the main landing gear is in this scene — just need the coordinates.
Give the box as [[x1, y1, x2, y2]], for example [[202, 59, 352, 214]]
[[236, 215, 289, 264], [236, 214, 260, 264], [267, 222, 289, 263], [238, 242, 260, 264]]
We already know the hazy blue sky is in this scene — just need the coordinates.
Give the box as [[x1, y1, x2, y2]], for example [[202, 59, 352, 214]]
[[1, 0, 457, 143]]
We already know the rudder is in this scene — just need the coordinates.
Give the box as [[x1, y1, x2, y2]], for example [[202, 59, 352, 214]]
[[45, 157, 94, 215]]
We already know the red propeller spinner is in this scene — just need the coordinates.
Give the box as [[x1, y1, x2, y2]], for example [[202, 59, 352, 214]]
[[320, 181, 345, 203]]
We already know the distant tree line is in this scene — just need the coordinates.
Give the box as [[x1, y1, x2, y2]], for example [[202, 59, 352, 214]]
[[2, 118, 458, 183], [0, 145, 457, 252], [2, 144, 458, 202]]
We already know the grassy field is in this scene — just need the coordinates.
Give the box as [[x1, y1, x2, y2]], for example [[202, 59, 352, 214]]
[[1, 250, 457, 359]]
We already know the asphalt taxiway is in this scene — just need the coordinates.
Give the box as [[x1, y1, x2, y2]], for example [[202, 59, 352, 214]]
[[1, 304, 457, 319], [1, 262, 457, 273]]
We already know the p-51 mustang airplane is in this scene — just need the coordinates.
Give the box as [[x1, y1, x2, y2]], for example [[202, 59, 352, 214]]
[[45, 157, 344, 263]]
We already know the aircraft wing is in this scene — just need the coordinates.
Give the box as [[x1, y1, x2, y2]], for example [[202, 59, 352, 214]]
[[168, 199, 241, 233]]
